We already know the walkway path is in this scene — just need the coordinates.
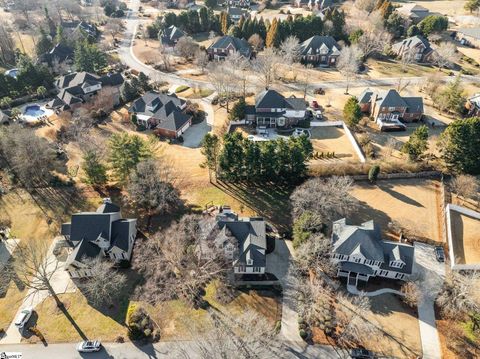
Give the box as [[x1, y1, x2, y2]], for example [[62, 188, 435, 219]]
[[0, 240, 75, 345], [413, 242, 446, 359], [346, 284, 404, 297], [0, 239, 18, 265]]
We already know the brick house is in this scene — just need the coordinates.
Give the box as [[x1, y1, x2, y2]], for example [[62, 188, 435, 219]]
[[299, 35, 341, 67], [391, 35, 434, 63], [207, 36, 252, 60]]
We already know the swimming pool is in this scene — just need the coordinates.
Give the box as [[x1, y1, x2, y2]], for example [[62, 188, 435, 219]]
[[24, 105, 46, 117]]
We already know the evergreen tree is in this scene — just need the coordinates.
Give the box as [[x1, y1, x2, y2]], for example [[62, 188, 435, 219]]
[[44, 7, 56, 37], [418, 15, 448, 36], [109, 133, 152, 181], [407, 24, 423, 37], [343, 97, 362, 128], [199, 7, 210, 32], [228, 98, 246, 121], [205, 0, 217, 8], [200, 133, 221, 181], [368, 165, 380, 183], [137, 72, 151, 92], [260, 140, 277, 181], [439, 117, 480, 174], [74, 40, 107, 72], [55, 25, 66, 45], [244, 140, 262, 181], [402, 125, 429, 161], [164, 12, 177, 27], [266, 18, 280, 48], [120, 81, 139, 102], [36, 28, 53, 56], [82, 150, 108, 186], [218, 132, 245, 181], [438, 75, 466, 116], [257, 17, 267, 40]]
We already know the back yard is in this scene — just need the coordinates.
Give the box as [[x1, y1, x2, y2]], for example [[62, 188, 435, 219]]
[[351, 178, 443, 243]]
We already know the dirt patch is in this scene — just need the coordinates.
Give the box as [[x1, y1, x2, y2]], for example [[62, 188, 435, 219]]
[[449, 210, 480, 265], [351, 179, 443, 243], [310, 126, 359, 163]]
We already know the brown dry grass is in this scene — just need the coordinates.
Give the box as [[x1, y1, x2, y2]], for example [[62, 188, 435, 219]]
[[351, 179, 443, 242], [449, 210, 480, 265], [310, 126, 359, 163]]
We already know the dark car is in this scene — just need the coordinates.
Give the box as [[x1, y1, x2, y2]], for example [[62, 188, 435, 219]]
[[350, 348, 375, 359], [314, 87, 325, 95], [434, 246, 445, 262]]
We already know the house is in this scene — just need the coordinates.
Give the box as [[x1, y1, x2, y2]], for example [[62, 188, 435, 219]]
[[331, 218, 415, 286], [358, 88, 424, 131], [80, 0, 93, 5], [128, 91, 192, 139], [397, 3, 432, 23], [47, 71, 124, 112], [224, 0, 250, 7], [207, 36, 252, 60], [294, 0, 332, 10], [167, 0, 195, 9], [38, 43, 74, 70], [456, 28, 480, 48], [212, 207, 267, 275], [299, 35, 341, 67], [61, 199, 137, 278], [245, 89, 307, 128], [227, 7, 249, 23], [391, 35, 434, 63], [466, 93, 480, 117], [61, 21, 99, 40], [159, 25, 185, 46]]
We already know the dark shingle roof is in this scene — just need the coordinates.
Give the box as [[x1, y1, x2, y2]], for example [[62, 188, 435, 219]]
[[299, 35, 341, 57], [208, 36, 252, 57], [68, 238, 102, 265], [392, 35, 432, 54], [160, 25, 185, 45], [358, 88, 373, 104], [69, 213, 113, 244], [39, 43, 74, 65], [458, 27, 480, 40], [377, 89, 408, 109], [255, 89, 306, 111], [227, 7, 248, 16], [403, 97, 424, 113], [111, 219, 136, 251]]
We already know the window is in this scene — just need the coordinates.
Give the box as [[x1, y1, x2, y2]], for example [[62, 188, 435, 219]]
[[247, 259, 253, 265], [388, 107, 396, 111], [354, 257, 362, 263], [253, 267, 262, 273]]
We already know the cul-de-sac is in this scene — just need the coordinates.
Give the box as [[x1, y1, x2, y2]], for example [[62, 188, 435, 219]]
[[0, 0, 479, 358]]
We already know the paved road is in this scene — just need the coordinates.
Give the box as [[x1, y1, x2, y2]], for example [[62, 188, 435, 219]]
[[0, 340, 345, 359], [413, 242, 446, 359]]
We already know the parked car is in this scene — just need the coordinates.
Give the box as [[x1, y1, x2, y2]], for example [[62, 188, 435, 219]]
[[314, 87, 325, 95], [350, 348, 376, 359], [77, 340, 102, 353], [314, 109, 323, 120], [434, 246, 445, 262], [293, 128, 311, 138], [14, 307, 33, 328], [311, 100, 319, 109]]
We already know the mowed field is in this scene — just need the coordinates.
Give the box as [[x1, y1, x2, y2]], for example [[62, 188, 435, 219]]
[[351, 179, 443, 242], [450, 210, 480, 265]]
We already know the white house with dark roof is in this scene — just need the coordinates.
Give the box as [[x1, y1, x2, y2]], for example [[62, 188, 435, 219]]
[[213, 207, 267, 275], [299, 35, 341, 67], [207, 36, 252, 60], [62, 199, 137, 278], [332, 219, 415, 286], [128, 91, 191, 139], [245, 89, 307, 128]]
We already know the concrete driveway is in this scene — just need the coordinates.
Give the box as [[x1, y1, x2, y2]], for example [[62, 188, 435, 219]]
[[182, 119, 211, 148], [413, 242, 446, 359]]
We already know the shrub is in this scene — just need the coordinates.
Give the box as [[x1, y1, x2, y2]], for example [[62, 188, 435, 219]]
[[368, 165, 380, 183], [274, 321, 281, 333], [127, 306, 156, 340], [115, 335, 124, 343], [175, 85, 190, 93], [299, 329, 307, 339]]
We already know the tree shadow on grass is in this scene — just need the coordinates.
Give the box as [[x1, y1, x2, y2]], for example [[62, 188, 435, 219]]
[[212, 180, 294, 235]]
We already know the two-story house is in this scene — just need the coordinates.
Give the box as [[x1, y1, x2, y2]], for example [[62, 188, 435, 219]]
[[331, 218, 415, 286], [245, 89, 307, 128], [299, 35, 341, 67], [397, 3, 432, 24], [466, 93, 480, 117], [129, 91, 192, 139], [391, 36, 434, 63], [227, 7, 250, 23], [159, 25, 185, 47], [456, 28, 480, 48], [358, 88, 424, 131], [213, 207, 267, 275], [61, 199, 137, 278], [47, 71, 124, 112], [207, 36, 252, 60], [223, 0, 250, 8]]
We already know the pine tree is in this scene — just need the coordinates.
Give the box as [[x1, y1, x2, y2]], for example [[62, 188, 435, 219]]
[[402, 125, 429, 161], [109, 133, 152, 182], [55, 25, 66, 45], [36, 28, 53, 56], [343, 97, 362, 128], [82, 150, 108, 187], [266, 18, 279, 48]]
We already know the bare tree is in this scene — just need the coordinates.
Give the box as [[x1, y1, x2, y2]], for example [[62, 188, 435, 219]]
[[290, 176, 359, 223], [451, 174, 479, 204], [0, 22, 16, 65], [252, 47, 279, 89], [337, 45, 362, 94], [127, 159, 182, 227], [399, 47, 416, 73], [0, 125, 57, 187], [104, 18, 123, 42], [422, 73, 443, 99], [432, 42, 459, 70], [175, 36, 199, 61], [133, 215, 229, 307], [77, 257, 127, 307], [248, 33, 264, 52], [357, 29, 392, 60], [436, 270, 480, 319], [158, 43, 173, 71], [280, 35, 301, 67], [354, 0, 377, 13], [294, 234, 338, 278], [208, 60, 238, 111], [6, 239, 62, 306], [336, 292, 379, 345], [225, 51, 251, 97], [401, 281, 423, 308], [195, 49, 209, 74]]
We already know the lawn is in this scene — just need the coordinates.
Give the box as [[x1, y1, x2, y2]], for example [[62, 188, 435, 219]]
[[449, 209, 480, 265], [351, 178, 443, 243], [310, 126, 359, 163]]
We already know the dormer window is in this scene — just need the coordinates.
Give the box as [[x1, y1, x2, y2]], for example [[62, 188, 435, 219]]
[[389, 260, 405, 269], [247, 259, 253, 265]]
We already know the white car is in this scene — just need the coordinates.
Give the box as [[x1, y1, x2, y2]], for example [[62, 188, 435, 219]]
[[293, 128, 311, 138], [77, 340, 102, 353], [14, 307, 33, 328], [314, 110, 323, 119]]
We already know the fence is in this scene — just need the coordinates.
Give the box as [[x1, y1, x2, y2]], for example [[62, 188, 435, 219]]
[[351, 170, 442, 182]]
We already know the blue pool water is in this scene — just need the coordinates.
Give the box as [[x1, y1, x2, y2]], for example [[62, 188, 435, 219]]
[[24, 105, 45, 117]]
